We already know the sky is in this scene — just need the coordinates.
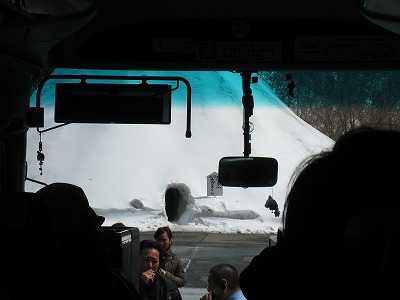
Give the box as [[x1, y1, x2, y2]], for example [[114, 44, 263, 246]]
[[25, 69, 334, 234]]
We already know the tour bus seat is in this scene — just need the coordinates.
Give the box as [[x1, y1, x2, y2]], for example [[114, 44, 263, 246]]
[[0, 192, 68, 300], [103, 226, 141, 290], [36, 182, 116, 300], [268, 226, 283, 247]]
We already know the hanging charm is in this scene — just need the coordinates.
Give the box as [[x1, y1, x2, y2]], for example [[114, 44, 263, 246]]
[[265, 195, 280, 217], [37, 133, 45, 175]]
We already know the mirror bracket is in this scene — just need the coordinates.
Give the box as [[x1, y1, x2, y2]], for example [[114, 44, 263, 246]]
[[240, 70, 255, 157]]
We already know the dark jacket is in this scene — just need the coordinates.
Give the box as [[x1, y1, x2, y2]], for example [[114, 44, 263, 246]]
[[160, 249, 186, 288], [113, 268, 143, 300], [139, 273, 182, 300]]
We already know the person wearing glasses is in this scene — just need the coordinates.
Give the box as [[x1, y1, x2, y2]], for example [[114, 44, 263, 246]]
[[201, 264, 246, 300]]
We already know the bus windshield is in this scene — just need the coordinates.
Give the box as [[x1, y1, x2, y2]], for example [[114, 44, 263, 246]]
[[24, 68, 400, 233]]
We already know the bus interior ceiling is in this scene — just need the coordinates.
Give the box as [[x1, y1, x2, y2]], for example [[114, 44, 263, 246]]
[[1, 0, 400, 72]]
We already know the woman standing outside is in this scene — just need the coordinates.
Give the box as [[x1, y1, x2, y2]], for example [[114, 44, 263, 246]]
[[153, 226, 186, 287]]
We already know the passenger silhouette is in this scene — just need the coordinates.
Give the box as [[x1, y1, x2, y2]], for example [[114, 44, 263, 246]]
[[36, 182, 116, 300], [240, 126, 400, 300]]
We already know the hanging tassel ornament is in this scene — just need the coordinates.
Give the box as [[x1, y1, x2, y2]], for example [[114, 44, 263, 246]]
[[37, 133, 45, 175]]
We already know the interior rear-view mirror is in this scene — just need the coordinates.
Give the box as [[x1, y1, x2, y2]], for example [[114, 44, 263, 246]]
[[218, 156, 278, 187], [359, 0, 400, 19]]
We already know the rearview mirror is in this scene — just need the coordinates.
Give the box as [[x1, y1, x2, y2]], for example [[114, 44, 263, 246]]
[[218, 156, 278, 187], [359, 0, 400, 20]]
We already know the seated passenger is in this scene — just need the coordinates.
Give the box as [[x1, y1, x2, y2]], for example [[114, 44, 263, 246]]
[[139, 240, 182, 300], [154, 226, 186, 287], [240, 126, 400, 300]]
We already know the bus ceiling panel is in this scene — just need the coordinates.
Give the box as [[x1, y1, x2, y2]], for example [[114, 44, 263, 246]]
[[0, 0, 380, 25], [2, 0, 400, 70], [0, 0, 96, 19], [30, 0, 369, 43], [47, 17, 400, 71]]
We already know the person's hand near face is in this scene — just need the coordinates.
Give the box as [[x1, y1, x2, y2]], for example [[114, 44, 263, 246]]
[[139, 248, 160, 284], [200, 291, 213, 300], [201, 278, 224, 300]]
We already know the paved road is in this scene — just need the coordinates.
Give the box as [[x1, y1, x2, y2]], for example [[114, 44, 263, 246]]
[[140, 231, 272, 300]]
